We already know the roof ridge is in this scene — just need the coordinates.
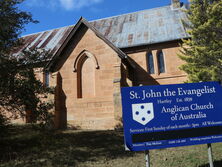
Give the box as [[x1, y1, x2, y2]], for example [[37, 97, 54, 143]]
[[22, 4, 176, 38], [89, 5, 171, 22]]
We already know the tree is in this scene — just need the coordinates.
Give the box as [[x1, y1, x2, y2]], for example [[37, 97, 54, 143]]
[[179, 0, 222, 83], [0, 0, 54, 131], [0, 0, 37, 54]]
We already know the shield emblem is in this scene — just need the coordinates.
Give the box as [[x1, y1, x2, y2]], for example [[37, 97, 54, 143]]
[[132, 103, 154, 125]]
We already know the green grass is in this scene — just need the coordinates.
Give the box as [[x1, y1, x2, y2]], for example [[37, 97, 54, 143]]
[[1, 125, 222, 167]]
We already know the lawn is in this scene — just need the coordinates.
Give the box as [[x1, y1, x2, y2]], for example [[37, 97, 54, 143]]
[[0, 125, 222, 167]]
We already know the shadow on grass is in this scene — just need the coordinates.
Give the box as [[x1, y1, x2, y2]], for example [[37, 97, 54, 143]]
[[199, 160, 222, 167], [0, 125, 134, 167]]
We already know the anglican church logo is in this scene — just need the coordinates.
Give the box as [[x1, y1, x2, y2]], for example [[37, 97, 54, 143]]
[[132, 103, 154, 125]]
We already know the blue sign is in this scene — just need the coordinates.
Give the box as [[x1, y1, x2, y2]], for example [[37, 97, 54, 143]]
[[121, 82, 222, 151]]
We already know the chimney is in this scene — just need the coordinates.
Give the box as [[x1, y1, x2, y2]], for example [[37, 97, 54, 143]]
[[171, 0, 181, 9]]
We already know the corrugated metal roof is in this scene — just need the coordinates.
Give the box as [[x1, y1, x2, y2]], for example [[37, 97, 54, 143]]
[[17, 25, 74, 56], [17, 5, 189, 55]]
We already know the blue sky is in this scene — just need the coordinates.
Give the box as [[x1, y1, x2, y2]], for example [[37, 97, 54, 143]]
[[19, 0, 189, 36]]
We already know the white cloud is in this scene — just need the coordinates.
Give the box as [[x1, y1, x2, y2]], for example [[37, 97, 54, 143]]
[[25, 0, 104, 11], [59, 0, 74, 10]]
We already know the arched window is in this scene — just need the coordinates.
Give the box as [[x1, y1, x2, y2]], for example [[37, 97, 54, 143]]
[[74, 50, 99, 98], [43, 72, 50, 87], [146, 52, 154, 74], [80, 57, 95, 98], [157, 50, 165, 73]]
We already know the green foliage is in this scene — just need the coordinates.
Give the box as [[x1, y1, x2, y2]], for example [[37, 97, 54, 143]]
[[179, 0, 222, 83], [0, 0, 37, 54], [0, 48, 54, 123], [0, 0, 54, 130]]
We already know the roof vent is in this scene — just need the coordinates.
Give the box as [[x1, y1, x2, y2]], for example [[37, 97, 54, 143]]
[[171, 0, 181, 9]]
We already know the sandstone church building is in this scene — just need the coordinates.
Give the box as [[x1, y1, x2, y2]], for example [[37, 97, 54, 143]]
[[18, 0, 190, 129]]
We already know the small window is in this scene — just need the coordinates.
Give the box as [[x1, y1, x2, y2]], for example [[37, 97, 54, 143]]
[[43, 72, 50, 87], [157, 51, 165, 73], [147, 52, 154, 74]]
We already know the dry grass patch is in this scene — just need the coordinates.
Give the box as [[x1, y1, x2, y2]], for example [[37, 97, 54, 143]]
[[0, 125, 222, 167]]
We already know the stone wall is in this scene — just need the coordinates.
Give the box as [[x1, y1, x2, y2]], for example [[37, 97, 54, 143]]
[[54, 27, 122, 130], [126, 42, 187, 86], [12, 35, 188, 130]]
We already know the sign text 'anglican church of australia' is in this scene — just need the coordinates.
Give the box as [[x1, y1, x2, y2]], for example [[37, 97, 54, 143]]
[[121, 82, 222, 151]]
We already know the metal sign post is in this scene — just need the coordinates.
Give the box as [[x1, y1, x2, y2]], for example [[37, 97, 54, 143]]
[[145, 150, 150, 167], [207, 144, 214, 167], [121, 82, 222, 167]]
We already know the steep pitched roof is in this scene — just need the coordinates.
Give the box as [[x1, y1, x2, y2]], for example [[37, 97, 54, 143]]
[[92, 5, 189, 48], [46, 17, 129, 70], [17, 4, 189, 56]]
